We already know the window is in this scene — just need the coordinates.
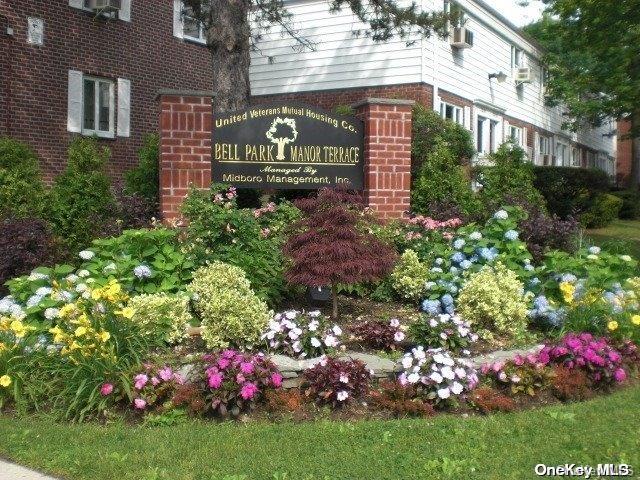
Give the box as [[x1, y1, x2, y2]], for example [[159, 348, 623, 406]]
[[476, 115, 501, 155], [571, 147, 581, 167], [440, 102, 463, 125], [476, 117, 485, 154], [555, 141, 569, 166], [182, 3, 206, 43], [511, 46, 525, 69], [538, 135, 550, 155], [509, 125, 524, 147], [81, 0, 118, 18], [82, 77, 115, 137]]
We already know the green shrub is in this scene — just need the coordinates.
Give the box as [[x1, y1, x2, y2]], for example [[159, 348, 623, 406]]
[[78, 228, 194, 295], [390, 249, 430, 302], [580, 193, 623, 229], [124, 134, 159, 203], [181, 184, 296, 305], [190, 262, 271, 350], [0, 137, 47, 218], [411, 141, 481, 217], [457, 262, 532, 341], [533, 166, 611, 218], [611, 190, 640, 220], [477, 143, 546, 213], [48, 138, 116, 254], [411, 105, 475, 177], [128, 293, 192, 345]]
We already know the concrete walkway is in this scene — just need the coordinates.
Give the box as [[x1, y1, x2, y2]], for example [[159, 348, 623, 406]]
[[0, 460, 60, 480]]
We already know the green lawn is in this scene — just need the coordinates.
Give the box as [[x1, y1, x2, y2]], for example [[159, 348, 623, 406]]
[[586, 219, 640, 259], [1, 386, 639, 480]]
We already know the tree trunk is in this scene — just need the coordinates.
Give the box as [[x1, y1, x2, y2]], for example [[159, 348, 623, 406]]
[[331, 283, 338, 319], [632, 111, 640, 189], [206, 0, 252, 113]]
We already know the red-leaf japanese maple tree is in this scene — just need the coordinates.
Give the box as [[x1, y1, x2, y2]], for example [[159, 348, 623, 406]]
[[283, 188, 397, 318]]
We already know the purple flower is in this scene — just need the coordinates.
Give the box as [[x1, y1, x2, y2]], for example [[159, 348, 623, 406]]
[[240, 362, 255, 375], [614, 368, 627, 383], [133, 398, 147, 409], [217, 357, 231, 370], [158, 366, 173, 382], [208, 372, 223, 389], [134, 374, 149, 390], [240, 382, 259, 400], [271, 372, 283, 388]]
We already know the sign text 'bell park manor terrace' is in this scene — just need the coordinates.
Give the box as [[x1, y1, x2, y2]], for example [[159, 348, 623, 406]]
[[211, 102, 365, 189]]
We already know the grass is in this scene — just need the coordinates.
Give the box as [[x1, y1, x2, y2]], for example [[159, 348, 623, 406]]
[[1, 386, 639, 480], [586, 219, 640, 259]]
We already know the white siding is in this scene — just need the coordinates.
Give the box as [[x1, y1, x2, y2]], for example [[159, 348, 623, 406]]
[[250, 0, 616, 157]]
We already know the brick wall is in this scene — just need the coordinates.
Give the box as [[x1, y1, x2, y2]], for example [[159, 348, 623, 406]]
[[255, 83, 433, 113], [0, 1, 212, 183], [617, 119, 633, 186]]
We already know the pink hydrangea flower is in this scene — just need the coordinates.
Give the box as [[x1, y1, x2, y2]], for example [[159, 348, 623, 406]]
[[134, 374, 149, 390], [134, 398, 147, 409], [100, 383, 114, 396], [240, 382, 258, 400]]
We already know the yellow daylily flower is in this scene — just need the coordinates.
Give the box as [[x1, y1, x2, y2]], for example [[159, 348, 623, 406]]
[[559, 282, 576, 304], [116, 307, 135, 319], [0, 375, 11, 388], [608, 320, 619, 331], [59, 303, 77, 318], [74, 326, 87, 337], [99, 331, 111, 342], [632, 315, 640, 326]]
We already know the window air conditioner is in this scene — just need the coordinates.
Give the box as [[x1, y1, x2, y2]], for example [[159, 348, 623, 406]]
[[450, 27, 474, 48], [89, 0, 121, 12], [514, 67, 532, 83]]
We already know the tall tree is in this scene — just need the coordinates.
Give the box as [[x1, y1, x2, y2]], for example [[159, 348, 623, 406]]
[[523, 1, 640, 186], [180, 0, 452, 112]]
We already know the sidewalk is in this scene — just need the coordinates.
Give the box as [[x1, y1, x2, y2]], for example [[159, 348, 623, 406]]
[[0, 460, 60, 480]]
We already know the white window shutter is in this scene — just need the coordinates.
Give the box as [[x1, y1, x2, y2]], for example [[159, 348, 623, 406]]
[[522, 127, 527, 147], [67, 70, 83, 133], [173, 0, 184, 38], [464, 106, 471, 130], [119, 0, 131, 21], [69, 0, 83, 9], [117, 78, 131, 137], [503, 120, 510, 141]]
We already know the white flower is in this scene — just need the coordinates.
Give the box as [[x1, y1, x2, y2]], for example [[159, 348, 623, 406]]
[[35, 287, 52, 297], [285, 310, 297, 320], [620, 255, 632, 262], [133, 264, 152, 279], [81, 291, 91, 299], [79, 250, 95, 260], [332, 325, 342, 336], [103, 263, 117, 273], [0, 297, 15, 314], [394, 331, 405, 342], [439, 332, 448, 340], [458, 327, 469, 337], [407, 373, 420, 384], [324, 335, 338, 347], [432, 353, 446, 364], [437, 387, 451, 399], [511, 375, 521, 383], [588, 246, 601, 255], [469, 231, 482, 241], [311, 337, 321, 348], [450, 382, 464, 395], [44, 308, 59, 320], [10, 305, 26, 320], [75, 283, 88, 293], [429, 319, 439, 328], [454, 367, 467, 378], [27, 272, 48, 281], [336, 390, 349, 402], [292, 341, 302, 352], [65, 274, 79, 284], [493, 209, 508, 220], [441, 366, 455, 380], [429, 371, 443, 383], [587, 254, 599, 260], [339, 374, 349, 383], [389, 318, 400, 328], [308, 321, 319, 332], [401, 356, 414, 369], [498, 371, 508, 382], [308, 310, 321, 318], [26, 295, 43, 308], [77, 270, 90, 278]]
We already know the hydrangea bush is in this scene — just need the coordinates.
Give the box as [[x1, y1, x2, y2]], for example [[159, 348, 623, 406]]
[[190, 262, 271, 350], [127, 293, 193, 345], [398, 347, 478, 405], [457, 262, 532, 341], [262, 310, 342, 358], [408, 314, 477, 353]]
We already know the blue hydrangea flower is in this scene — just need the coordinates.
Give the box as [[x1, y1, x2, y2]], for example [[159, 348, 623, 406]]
[[524, 264, 534, 272], [444, 305, 455, 315], [533, 295, 550, 312], [469, 255, 479, 263], [478, 247, 498, 262], [588, 246, 601, 255], [435, 258, 444, 266], [422, 299, 442, 315], [441, 294, 454, 306], [424, 281, 436, 290], [560, 273, 577, 283], [451, 252, 466, 264], [494, 210, 508, 220], [504, 230, 519, 241], [26, 295, 43, 308], [430, 267, 443, 273], [529, 277, 541, 287], [35, 287, 52, 297], [134, 264, 153, 279], [449, 266, 459, 275], [453, 238, 466, 250], [460, 260, 472, 270]]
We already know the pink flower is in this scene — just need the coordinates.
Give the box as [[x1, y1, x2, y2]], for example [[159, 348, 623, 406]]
[[222, 349, 237, 359], [208, 372, 224, 389], [240, 382, 258, 400], [236, 373, 246, 384], [133, 398, 147, 409], [158, 366, 173, 382], [565, 337, 582, 350], [271, 372, 283, 388], [217, 357, 231, 370], [100, 383, 114, 396], [614, 368, 627, 383], [134, 374, 149, 390], [240, 362, 255, 375], [537, 350, 550, 365], [513, 355, 524, 366], [151, 376, 160, 386]]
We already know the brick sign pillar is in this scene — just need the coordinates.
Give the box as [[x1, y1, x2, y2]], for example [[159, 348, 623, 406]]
[[352, 98, 414, 220], [158, 90, 214, 222]]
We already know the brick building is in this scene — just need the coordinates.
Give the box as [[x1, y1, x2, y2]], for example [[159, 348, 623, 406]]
[[0, 0, 212, 183]]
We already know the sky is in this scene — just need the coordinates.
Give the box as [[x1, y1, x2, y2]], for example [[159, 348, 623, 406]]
[[486, 0, 546, 27]]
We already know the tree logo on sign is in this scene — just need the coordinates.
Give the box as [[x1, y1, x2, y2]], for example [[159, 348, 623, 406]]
[[266, 117, 298, 160]]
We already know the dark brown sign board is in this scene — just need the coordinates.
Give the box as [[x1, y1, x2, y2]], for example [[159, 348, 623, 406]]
[[212, 102, 364, 189]]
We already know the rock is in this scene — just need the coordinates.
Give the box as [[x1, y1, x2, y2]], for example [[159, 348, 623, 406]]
[[270, 354, 302, 372], [468, 344, 544, 368], [337, 352, 398, 377]]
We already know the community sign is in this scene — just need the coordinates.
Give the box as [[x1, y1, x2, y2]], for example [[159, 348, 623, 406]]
[[212, 102, 364, 189]]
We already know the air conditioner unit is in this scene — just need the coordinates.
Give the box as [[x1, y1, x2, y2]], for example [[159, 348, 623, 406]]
[[514, 67, 532, 83], [89, 0, 121, 12], [450, 27, 474, 48]]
